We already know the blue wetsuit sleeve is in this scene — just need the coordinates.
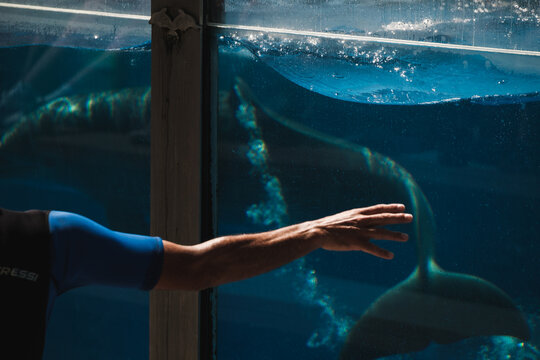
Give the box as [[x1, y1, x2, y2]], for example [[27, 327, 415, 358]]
[[48, 211, 164, 294]]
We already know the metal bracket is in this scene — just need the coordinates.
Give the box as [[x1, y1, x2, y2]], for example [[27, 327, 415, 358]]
[[149, 8, 200, 40]]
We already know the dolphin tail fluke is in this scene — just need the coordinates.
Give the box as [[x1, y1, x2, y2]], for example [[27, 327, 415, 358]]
[[339, 132, 530, 359], [340, 264, 531, 359]]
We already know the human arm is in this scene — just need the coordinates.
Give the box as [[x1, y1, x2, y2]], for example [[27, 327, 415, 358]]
[[154, 203, 413, 291]]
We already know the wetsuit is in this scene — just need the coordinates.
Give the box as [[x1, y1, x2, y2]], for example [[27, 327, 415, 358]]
[[0, 208, 163, 359]]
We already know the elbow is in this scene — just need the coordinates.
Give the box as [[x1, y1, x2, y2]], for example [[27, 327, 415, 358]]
[[155, 241, 220, 291]]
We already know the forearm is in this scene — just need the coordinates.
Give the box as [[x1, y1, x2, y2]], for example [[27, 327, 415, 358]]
[[153, 204, 413, 291], [155, 222, 322, 291]]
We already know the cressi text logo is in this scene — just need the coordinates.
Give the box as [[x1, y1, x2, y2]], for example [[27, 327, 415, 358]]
[[0, 266, 39, 282]]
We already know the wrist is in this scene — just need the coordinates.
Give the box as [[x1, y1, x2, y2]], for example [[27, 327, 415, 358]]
[[296, 221, 326, 251]]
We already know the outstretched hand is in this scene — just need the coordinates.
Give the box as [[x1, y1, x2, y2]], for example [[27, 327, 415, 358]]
[[157, 203, 413, 290], [310, 203, 413, 259]]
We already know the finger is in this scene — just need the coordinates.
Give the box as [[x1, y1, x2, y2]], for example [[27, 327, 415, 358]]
[[359, 203, 406, 215], [365, 228, 409, 242], [361, 241, 394, 260], [361, 212, 413, 226]]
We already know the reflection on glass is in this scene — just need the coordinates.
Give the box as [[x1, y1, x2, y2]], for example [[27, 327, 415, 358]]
[[0, 1, 150, 48], [0, 0, 150, 14], [213, 0, 539, 52], [0, 5, 151, 359], [215, 24, 539, 360]]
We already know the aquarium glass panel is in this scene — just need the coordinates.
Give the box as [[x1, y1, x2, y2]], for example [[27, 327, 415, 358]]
[[0, 2, 151, 359], [0, 0, 150, 14], [213, 1, 540, 359], [211, 0, 539, 52], [0, 1, 150, 48]]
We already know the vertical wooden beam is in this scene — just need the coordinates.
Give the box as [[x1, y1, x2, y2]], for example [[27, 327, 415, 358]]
[[149, 0, 203, 359]]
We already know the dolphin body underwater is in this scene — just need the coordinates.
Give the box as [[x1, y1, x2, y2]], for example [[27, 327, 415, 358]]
[[231, 78, 530, 359], [0, 87, 151, 149], [0, 87, 152, 231]]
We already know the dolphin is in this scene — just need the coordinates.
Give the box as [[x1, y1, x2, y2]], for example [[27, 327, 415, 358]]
[[232, 78, 530, 359], [0, 87, 151, 149], [0, 87, 151, 231]]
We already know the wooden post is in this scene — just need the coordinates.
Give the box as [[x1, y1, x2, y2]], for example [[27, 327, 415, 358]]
[[149, 0, 203, 359]]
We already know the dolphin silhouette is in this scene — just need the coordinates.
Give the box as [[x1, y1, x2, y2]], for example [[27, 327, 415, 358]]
[[232, 78, 530, 359], [0, 87, 151, 231], [0, 87, 151, 149]]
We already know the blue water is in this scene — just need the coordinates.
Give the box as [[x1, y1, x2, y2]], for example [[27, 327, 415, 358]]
[[0, 34, 538, 360], [222, 32, 540, 105], [215, 31, 540, 360], [0, 44, 151, 359]]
